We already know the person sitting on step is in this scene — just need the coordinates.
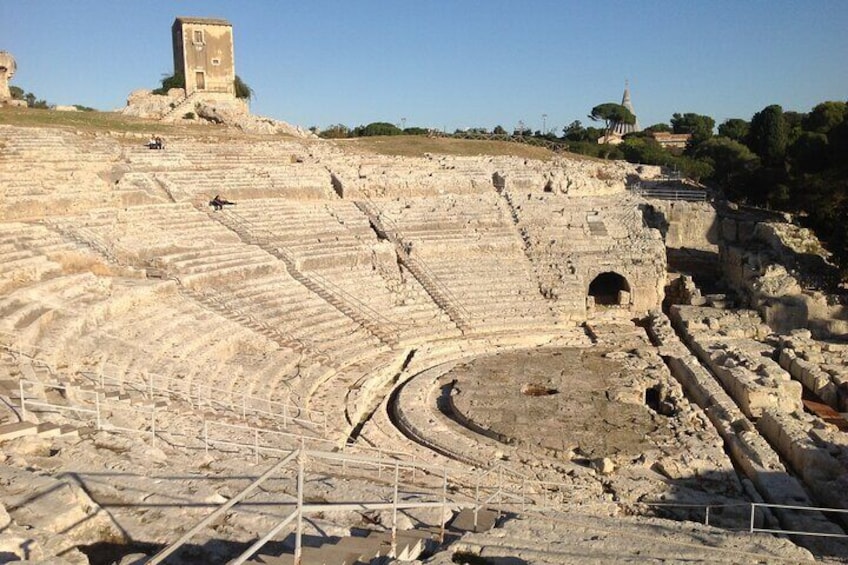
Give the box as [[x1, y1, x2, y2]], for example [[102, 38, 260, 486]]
[[209, 194, 236, 211]]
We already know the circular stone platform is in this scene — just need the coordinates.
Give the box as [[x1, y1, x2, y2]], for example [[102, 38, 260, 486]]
[[445, 348, 673, 459]]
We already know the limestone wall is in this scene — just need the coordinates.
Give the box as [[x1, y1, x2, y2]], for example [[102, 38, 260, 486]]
[[669, 305, 848, 522], [647, 312, 846, 540]]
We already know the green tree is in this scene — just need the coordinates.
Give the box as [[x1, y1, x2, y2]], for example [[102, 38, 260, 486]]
[[320, 124, 350, 139], [788, 132, 829, 174], [9, 85, 24, 100], [718, 118, 749, 143], [588, 103, 635, 138], [354, 122, 403, 136], [692, 136, 758, 194], [403, 127, 429, 135], [643, 123, 672, 133], [619, 136, 673, 166], [152, 72, 185, 95], [234, 75, 254, 100], [493, 125, 507, 135], [671, 112, 715, 149], [802, 101, 848, 134], [748, 104, 788, 167]]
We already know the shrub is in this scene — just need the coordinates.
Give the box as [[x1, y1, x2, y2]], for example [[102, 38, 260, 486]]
[[153, 72, 185, 95], [234, 75, 254, 100], [183, 112, 195, 120]]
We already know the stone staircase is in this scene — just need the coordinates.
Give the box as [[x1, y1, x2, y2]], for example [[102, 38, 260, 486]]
[[209, 206, 403, 346], [354, 201, 471, 333], [160, 91, 200, 122], [249, 508, 500, 564]]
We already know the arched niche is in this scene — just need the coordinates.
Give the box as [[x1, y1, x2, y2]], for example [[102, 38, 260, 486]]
[[588, 272, 631, 306]]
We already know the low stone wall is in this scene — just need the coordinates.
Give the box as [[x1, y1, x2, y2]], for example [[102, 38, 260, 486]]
[[777, 330, 848, 411], [648, 312, 845, 542], [667, 305, 848, 529]]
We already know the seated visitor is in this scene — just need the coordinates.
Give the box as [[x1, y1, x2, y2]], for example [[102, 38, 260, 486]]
[[209, 194, 236, 211]]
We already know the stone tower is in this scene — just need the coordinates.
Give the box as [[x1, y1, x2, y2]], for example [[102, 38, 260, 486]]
[[171, 17, 235, 97], [0, 51, 17, 101], [612, 81, 640, 136]]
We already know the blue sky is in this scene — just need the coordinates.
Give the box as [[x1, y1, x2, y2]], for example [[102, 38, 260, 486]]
[[3, 1, 846, 133]]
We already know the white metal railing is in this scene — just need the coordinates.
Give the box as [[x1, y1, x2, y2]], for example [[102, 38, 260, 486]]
[[749, 502, 848, 539], [631, 185, 708, 202]]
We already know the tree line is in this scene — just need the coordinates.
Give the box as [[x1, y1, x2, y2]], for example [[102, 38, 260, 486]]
[[613, 101, 847, 277]]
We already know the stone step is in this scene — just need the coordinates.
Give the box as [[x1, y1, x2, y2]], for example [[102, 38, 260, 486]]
[[253, 546, 366, 565], [0, 421, 38, 441], [448, 508, 499, 533]]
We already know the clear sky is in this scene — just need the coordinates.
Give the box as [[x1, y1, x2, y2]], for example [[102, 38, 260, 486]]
[[3, 1, 846, 134]]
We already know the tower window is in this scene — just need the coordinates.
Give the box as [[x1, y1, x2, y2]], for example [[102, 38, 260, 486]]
[[193, 30, 204, 44]]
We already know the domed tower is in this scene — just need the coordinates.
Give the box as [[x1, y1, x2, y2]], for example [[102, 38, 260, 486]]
[[611, 81, 640, 136], [0, 51, 17, 101]]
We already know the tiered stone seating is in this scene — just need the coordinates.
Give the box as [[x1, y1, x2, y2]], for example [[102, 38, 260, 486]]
[[0, 125, 120, 165], [328, 154, 493, 198], [50, 203, 280, 283], [0, 126, 124, 218], [227, 199, 462, 343], [375, 194, 558, 332], [80, 293, 309, 404], [0, 222, 74, 293], [205, 272, 388, 368], [159, 165, 333, 201]]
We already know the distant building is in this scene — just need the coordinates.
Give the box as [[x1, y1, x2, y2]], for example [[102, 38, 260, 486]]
[[0, 51, 17, 101], [172, 17, 235, 97], [651, 132, 691, 149], [611, 82, 640, 136], [598, 82, 641, 145]]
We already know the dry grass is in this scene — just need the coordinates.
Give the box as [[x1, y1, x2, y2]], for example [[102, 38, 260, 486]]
[[0, 106, 299, 143], [336, 135, 559, 160], [52, 252, 114, 276]]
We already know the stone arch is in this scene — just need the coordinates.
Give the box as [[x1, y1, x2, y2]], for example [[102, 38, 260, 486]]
[[588, 271, 631, 306]]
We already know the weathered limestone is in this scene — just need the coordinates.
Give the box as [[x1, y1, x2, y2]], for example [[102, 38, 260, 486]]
[[2, 122, 847, 562], [777, 329, 848, 411], [648, 312, 845, 544], [0, 51, 19, 102], [669, 305, 848, 533]]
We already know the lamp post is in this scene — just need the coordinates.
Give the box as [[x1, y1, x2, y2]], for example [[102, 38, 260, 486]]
[[542, 114, 547, 135]]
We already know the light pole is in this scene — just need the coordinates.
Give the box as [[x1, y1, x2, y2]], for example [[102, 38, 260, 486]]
[[401, 117, 406, 131], [542, 114, 547, 135]]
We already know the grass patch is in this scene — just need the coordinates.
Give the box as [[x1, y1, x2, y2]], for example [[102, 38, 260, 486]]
[[337, 135, 560, 160], [0, 106, 297, 143], [52, 252, 115, 276]]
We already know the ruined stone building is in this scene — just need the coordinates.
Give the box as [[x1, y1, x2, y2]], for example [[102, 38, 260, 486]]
[[171, 16, 235, 97], [0, 51, 17, 101]]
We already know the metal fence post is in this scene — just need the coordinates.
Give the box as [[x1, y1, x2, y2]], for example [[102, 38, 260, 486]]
[[204, 420, 209, 456], [749, 503, 756, 534], [440, 468, 447, 544], [295, 447, 304, 565], [242, 394, 247, 420], [254, 428, 260, 465], [95, 393, 102, 430], [474, 474, 480, 529], [391, 463, 399, 557], [19, 380, 26, 420], [705, 505, 710, 527]]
